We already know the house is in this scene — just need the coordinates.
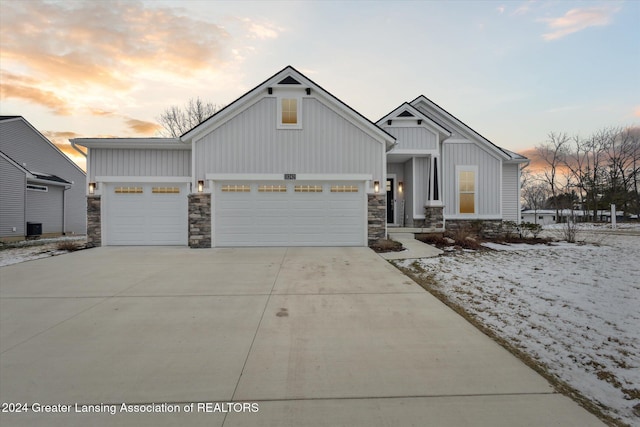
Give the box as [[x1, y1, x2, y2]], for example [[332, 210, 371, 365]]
[[73, 66, 527, 248], [0, 116, 87, 242]]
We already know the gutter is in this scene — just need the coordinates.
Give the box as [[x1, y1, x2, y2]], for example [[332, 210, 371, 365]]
[[70, 139, 87, 158]]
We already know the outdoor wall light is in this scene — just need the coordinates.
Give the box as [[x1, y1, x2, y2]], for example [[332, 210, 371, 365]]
[[88, 182, 96, 195], [374, 180, 380, 193], [398, 182, 403, 193], [197, 180, 204, 193]]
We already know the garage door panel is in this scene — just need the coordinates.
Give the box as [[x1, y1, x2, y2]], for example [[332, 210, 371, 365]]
[[214, 181, 365, 247]]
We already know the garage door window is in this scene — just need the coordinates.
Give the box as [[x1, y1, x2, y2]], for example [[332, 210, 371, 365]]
[[222, 184, 251, 192], [115, 186, 143, 194], [295, 185, 323, 193], [331, 185, 359, 193], [258, 185, 287, 192], [152, 187, 180, 194]]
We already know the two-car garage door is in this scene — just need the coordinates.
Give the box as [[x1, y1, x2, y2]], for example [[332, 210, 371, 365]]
[[104, 183, 188, 245], [214, 181, 365, 247]]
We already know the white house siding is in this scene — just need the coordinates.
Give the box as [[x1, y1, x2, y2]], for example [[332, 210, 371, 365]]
[[443, 142, 501, 217], [89, 148, 191, 179], [0, 156, 26, 237], [0, 119, 86, 235], [385, 127, 437, 150], [403, 159, 414, 224], [194, 98, 384, 182], [26, 186, 64, 234], [413, 157, 429, 217], [502, 163, 520, 222]]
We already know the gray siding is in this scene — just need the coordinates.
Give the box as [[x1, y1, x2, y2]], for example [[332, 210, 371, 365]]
[[502, 163, 520, 222], [195, 98, 384, 182], [403, 159, 414, 224], [89, 148, 191, 179], [386, 127, 437, 151], [443, 142, 501, 217], [413, 157, 429, 217], [0, 156, 26, 237], [0, 119, 86, 234], [26, 186, 64, 234]]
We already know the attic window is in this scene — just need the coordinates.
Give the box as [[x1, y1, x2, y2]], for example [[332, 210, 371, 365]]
[[279, 76, 301, 85], [278, 96, 302, 129], [398, 110, 414, 117], [282, 99, 297, 124]]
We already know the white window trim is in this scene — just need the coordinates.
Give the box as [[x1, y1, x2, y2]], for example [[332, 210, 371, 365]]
[[456, 165, 478, 216], [277, 95, 302, 130]]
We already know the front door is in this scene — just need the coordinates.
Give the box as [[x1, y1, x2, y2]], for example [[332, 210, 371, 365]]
[[386, 178, 394, 223]]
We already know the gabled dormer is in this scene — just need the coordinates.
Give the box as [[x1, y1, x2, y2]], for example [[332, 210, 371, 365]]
[[377, 103, 450, 154]]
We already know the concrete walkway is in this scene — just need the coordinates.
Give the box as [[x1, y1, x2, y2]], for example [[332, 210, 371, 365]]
[[0, 247, 603, 426], [379, 232, 443, 260]]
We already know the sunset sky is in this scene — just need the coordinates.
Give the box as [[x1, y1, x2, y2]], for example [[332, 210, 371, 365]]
[[1, 0, 638, 171]]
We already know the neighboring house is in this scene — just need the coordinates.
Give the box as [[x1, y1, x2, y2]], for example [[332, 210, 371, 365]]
[[521, 209, 628, 225], [0, 116, 87, 241], [73, 66, 527, 248]]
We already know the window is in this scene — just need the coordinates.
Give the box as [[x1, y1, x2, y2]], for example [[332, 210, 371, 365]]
[[282, 98, 297, 124], [277, 96, 302, 129], [330, 185, 359, 193], [295, 185, 323, 193], [458, 168, 476, 214], [27, 184, 48, 192], [221, 184, 251, 192], [258, 185, 287, 192], [115, 186, 143, 194], [152, 187, 180, 194]]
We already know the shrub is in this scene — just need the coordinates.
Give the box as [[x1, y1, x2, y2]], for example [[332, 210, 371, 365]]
[[370, 238, 404, 253], [56, 241, 83, 252]]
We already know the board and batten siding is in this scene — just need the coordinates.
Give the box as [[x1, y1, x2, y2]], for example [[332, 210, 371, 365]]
[[26, 186, 64, 234], [194, 98, 384, 181], [385, 127, 437, 151], [0, 118, 86, 235], [0, 156, 26, 237], [403, 159, 414, 224], [413, 157, 429, 217], [502, 163, 520, 222], [89, 148, 191, 179], [443, 142, 501, 217]]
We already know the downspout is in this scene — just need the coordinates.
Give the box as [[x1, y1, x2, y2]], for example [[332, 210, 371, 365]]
[[62, 184, 71, 235]]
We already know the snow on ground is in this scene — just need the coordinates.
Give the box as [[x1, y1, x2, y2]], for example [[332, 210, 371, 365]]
[[398, 230, 640, 426], [0, 236, 87, 267]]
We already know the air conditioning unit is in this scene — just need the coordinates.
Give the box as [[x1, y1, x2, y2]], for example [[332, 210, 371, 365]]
[[26, 222, 42, 236]]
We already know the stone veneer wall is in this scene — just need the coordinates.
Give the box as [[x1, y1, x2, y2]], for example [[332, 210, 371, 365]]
[[367, 194, 386, 245], [86, 195, 101, 247], [445, 219, 504, 239], [188, 193, 211, 248]]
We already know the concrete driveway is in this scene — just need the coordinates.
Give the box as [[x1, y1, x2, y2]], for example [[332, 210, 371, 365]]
[[0, 247, 602, 426]]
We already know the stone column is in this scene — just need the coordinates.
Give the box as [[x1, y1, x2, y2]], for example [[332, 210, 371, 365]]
[[367, 194, 386, 246], [424, 206, 444, 230], [86, 195, 101, 247], [188, 193, 211, 248]]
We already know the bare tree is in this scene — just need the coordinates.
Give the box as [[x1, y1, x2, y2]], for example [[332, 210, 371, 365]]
[[522, 179, 548, 224], [157, 97, 222, 137], [536, 132, 569, 222]]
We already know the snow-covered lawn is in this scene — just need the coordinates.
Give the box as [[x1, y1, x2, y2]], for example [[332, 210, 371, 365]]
[[397, 231, 639, 426], [0, 236, 87, 267]]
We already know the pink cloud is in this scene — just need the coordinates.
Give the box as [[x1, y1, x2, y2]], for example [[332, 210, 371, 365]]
[[540, 6, 619, 41]]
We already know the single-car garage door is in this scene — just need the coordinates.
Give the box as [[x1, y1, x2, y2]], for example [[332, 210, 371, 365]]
[[104, 182, 188, 245], [214, 181, 365, 247]]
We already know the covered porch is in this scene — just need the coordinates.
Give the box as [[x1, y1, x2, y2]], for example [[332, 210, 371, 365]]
[[386, 153, 444, 230]]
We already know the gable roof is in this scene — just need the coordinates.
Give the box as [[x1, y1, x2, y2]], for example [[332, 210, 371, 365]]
[[410, 95, 528, 163], [0, 116, 87, 175], [181, 65, 396, 150], [377, 102, 451, 137]]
